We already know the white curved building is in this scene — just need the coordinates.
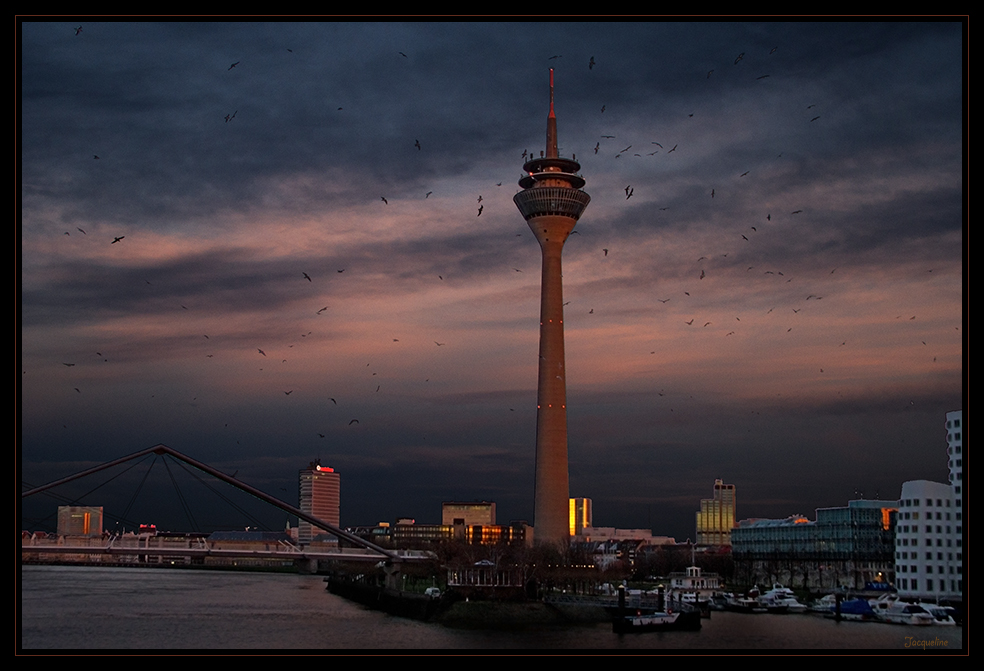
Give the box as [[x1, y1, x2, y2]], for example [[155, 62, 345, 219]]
[[893, 410, 963, 602]]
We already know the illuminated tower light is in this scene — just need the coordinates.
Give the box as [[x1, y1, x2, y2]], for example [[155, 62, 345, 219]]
[[513, 69, 590, 546]]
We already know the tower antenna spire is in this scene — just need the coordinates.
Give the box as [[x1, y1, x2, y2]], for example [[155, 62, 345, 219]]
[[549, 68, 555, 118], [546, 68, 558, 158]]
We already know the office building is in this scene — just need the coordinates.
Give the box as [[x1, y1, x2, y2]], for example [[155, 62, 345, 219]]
[[696, 479, 736, 546], [732, 499, 898, 590], [298, 459, 340, 544], [893, 409, 963, 602], [570, 497, 592, 536], [56, 506, 103, 537], [442, 501, 496, 526]]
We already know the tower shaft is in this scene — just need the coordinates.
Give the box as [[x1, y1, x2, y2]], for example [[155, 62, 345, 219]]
[[513, 70, 589, 546]]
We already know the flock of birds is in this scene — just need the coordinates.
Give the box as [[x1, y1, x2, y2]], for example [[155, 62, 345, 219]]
[[43, 27, 955, 463]]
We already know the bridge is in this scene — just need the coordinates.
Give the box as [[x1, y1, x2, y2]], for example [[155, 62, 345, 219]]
[[21, 444, 429, 582]]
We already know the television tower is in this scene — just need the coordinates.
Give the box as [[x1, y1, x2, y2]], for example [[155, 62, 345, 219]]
[[513, 69, 590, 546]]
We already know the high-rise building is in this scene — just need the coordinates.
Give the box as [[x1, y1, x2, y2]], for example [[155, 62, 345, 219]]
[[946, 409, 963, 499], [442, 501, 496, 526], [57, 506, 103, 537], [570, 497, 592, 536], [298, 459, 340, 544], [513, 69, 590, 546], [893, 409, 963, 602], [696, 479, 736, 546]]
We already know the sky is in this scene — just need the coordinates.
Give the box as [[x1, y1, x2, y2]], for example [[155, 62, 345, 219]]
[[19, 20, 965, 543]]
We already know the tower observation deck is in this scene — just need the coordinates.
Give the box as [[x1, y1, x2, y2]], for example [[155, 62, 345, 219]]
[[513, 69, 590, 546]]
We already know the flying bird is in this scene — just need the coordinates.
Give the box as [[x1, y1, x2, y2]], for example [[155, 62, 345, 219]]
[[668, 144, 678, 153], [228, 61, 240, 70], [258, 349, 266, 356], [380, 196, 388, 204], [434, 342, 445, 346], [76, 228, 86, 234], [302, 272, 311, 282], [317, 306, 328, 314], [589, 56, 595, 69], [284, 390, 293, 395], [348, 419, 359, 425], [734, 52, 744, 64], [75, 26, 82, 36], [477, 205, 483, 216], [415, 139, 421, 150]]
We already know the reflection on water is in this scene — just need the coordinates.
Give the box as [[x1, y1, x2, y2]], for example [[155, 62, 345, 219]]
[[19, 566, 964, 651]]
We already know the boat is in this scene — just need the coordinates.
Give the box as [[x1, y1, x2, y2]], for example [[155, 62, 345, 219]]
[[613, 608, 702, 633], [833, 598, 878, 622], [722, 593, 767, 613], [810, 594, 839, 613], [868, 595, 935, 625], [916, 602, 958, 626], [758, 583, 808, 613]]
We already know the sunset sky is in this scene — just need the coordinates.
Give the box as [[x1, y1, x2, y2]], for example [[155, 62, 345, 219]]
[[19, 20, 964, 542]]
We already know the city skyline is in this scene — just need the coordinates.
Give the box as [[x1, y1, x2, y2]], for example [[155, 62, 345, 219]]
[[19, 21, 964, 542]]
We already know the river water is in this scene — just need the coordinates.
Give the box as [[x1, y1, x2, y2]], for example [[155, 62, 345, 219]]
[[19, 565, 964, 652]]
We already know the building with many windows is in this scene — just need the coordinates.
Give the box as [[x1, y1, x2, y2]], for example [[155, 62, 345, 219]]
[[569, 497, 592, 536], [893, 410, 963, 603], [56, 506, 103, 537], [732, 499, 897, 590], [298, 459, 340, 544], [696, 479, 736, 546], [442, 501, 496, 526]]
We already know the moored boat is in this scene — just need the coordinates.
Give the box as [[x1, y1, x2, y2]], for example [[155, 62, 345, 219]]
[[758, 583, 808, 613], [868, 595, 935, 625], [613, 608, 702, 633], [916, 602, 958, 626], [833, 598, 877, 622]]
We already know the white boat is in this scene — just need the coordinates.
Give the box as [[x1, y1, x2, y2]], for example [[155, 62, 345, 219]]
[[868, 595, 935, 625], [723, 593, 767, 613], [916, 602, 957, 625], [810, 594, 838, 613], [613, 608, 702, 633], [758, 584, 808, 613]]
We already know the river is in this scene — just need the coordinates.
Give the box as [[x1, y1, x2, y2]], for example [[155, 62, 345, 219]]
[[19, 565, 964, 652]]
